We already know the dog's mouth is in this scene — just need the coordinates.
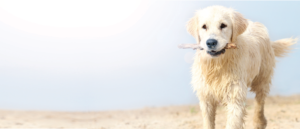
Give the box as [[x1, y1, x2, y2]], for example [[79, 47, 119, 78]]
[[207, 48, 226, 56]]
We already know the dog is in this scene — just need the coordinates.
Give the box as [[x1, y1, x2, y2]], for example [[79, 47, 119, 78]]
[[187, 6, 297, 129]]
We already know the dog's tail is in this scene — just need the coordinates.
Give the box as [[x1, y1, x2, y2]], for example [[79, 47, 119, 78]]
[[272, 38, 297, 57]]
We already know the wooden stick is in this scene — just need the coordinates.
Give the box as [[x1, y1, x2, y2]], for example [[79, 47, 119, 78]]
[[178, 43, 237, 50], [178, 44, 203, 50], [225, 43, 237, 49]]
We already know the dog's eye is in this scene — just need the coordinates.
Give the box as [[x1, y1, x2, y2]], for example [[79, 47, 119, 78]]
[[220, 23, 227, 29], [202, 24, 207, 30]]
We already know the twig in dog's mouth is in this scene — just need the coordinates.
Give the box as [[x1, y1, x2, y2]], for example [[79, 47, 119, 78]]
[[178, 43, 237, 50], [178, 44, 204, 50], [225, 43, 237, 49]]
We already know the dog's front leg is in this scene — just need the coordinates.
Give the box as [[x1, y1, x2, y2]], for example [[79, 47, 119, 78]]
[[225, 82, 247, 129], [199, 96, 217, 129]]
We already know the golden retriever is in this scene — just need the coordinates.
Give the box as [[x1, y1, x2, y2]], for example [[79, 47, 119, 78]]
[[187, 6, 297, 129]]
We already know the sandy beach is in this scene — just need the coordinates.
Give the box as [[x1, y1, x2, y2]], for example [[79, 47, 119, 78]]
[[0, 95, 299, 129]]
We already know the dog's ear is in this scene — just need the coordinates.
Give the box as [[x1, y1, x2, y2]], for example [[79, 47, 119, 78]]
[[186, 15, 200, 44], [230, 11, 248, 43]]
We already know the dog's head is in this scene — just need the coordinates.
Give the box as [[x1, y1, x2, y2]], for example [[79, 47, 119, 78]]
[[187, 6, 248, 58]]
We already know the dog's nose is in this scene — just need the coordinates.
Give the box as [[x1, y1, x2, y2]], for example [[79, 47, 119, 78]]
[[206, 39, 218, 49]]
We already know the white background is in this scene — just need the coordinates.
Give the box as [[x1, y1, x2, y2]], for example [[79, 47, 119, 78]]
[[0, 1, 299, 111]]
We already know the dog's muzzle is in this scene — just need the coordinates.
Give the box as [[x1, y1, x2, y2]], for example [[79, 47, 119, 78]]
[[207, 48, 226, 56]]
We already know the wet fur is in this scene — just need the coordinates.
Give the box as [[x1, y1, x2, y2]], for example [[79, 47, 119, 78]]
[[187, 6, 297, 129]]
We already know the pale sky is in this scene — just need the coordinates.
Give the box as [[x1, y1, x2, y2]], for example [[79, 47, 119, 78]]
[[0, 1, 299, 111]]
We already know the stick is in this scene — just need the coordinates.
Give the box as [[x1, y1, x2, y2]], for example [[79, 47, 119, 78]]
[[178, 43, 237, 50], [178, 44, 203, 50], [225, 43, 237, 49]]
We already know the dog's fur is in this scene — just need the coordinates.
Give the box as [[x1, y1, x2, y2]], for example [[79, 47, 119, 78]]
[[187, 6, 297, 129]]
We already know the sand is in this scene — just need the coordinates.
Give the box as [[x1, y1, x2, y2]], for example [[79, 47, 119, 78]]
[[0, 95, 299, 129]]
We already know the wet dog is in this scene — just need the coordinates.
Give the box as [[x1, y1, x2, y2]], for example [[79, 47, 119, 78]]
[[187, 6, 297, 129]]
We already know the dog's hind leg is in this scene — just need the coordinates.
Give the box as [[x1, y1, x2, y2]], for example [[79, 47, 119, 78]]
[[252, 85, 269, 129], [251, 75, 272, 129]]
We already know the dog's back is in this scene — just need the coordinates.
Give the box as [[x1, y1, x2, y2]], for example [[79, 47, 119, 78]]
[[240, 21, 297, 90]]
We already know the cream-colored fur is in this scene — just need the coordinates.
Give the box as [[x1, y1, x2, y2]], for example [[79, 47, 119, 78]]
[[187, 6, 297, 129]]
